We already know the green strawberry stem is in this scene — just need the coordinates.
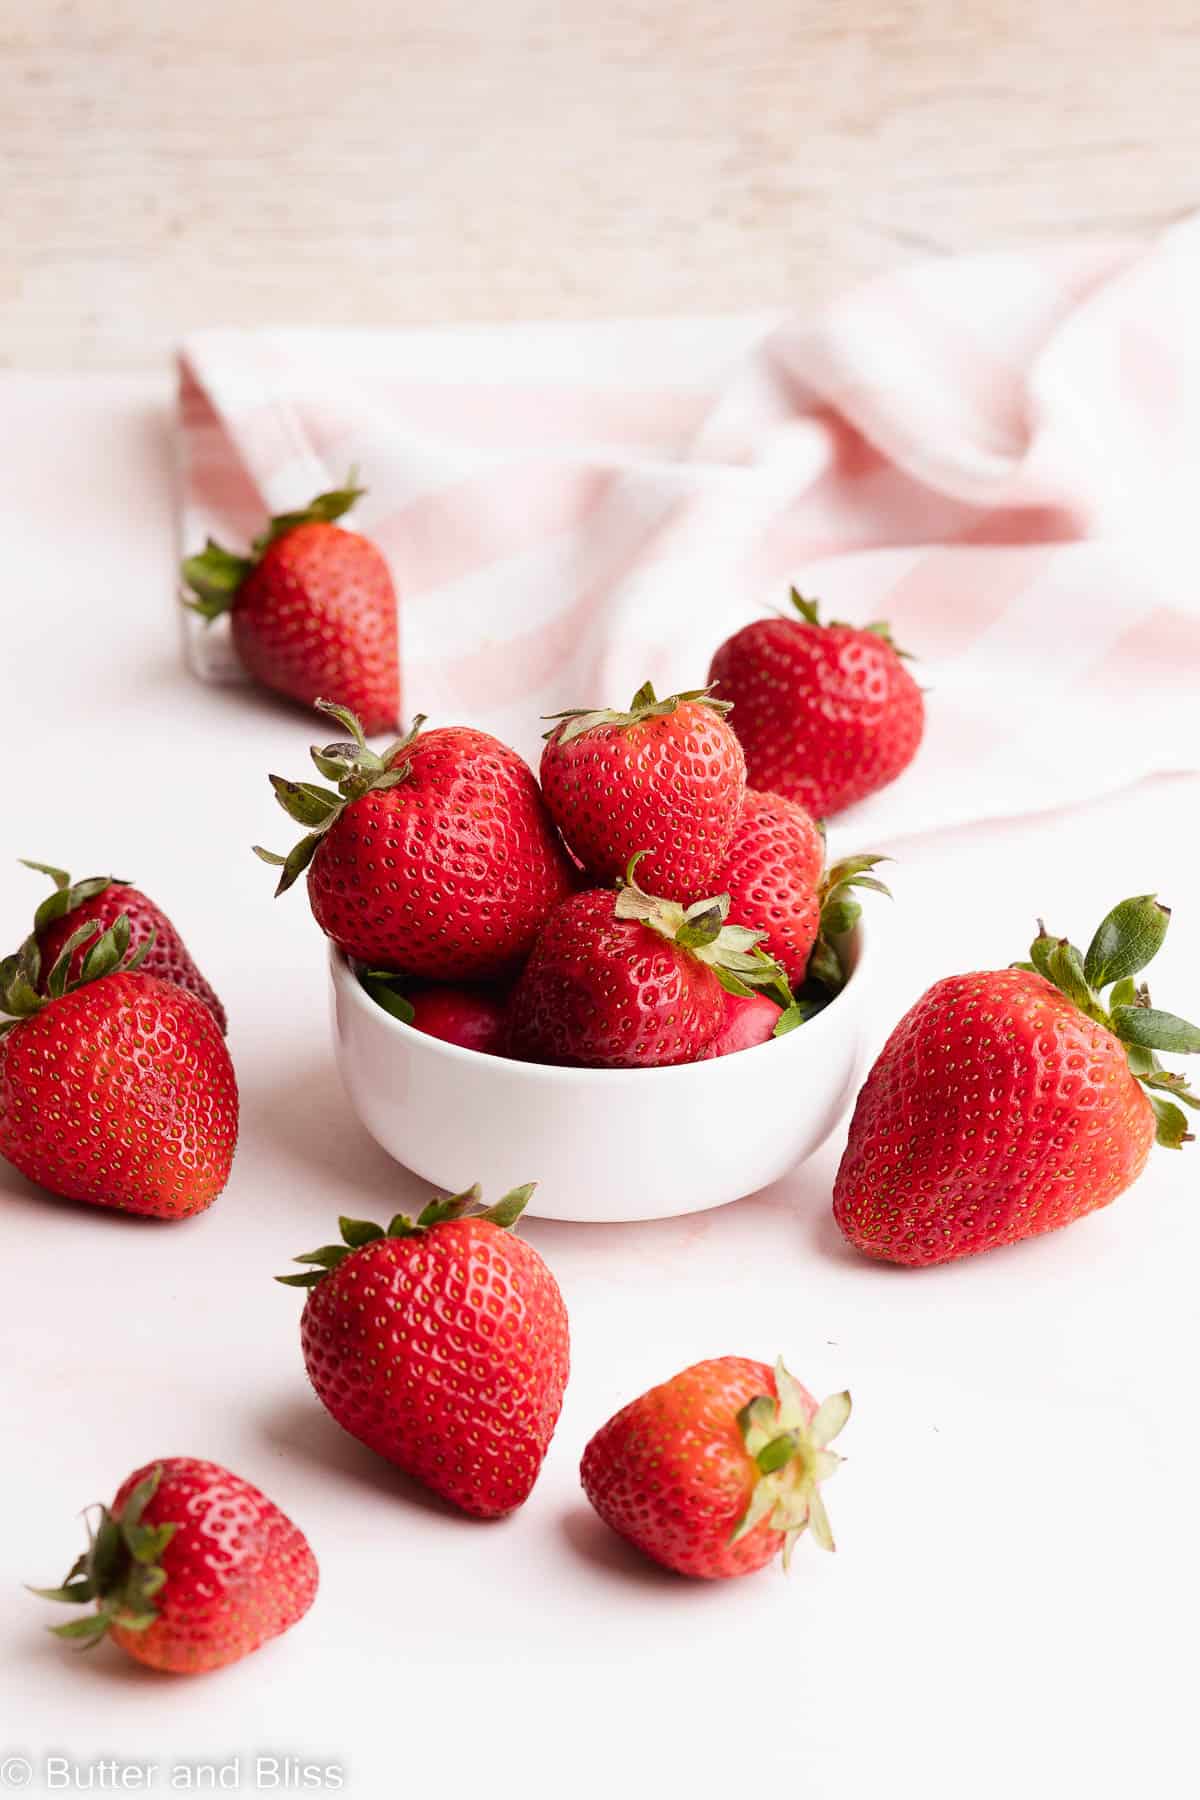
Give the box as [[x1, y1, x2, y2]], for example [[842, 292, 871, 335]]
[[807, 853, 892, 995], [787, 588, 914, 660], [181, 475, 365, 622], [276, 1183, 537, 1289], [0, 912, 156, 1035], [731, 1359, 851, 1567], [30, 1465, 175, 1649], [18, 860, 131, 938], [542, 680, 732, 747], [1013, 895, 1200, 1148], [253, 699, 423, 896], [614, 853, 791, 1002]]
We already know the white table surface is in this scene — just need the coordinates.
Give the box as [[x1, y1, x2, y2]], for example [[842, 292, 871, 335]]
[[2, 372, 1197, 1799]]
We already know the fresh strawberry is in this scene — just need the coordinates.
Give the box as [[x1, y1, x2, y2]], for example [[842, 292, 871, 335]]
[[709, 589, 924, 817], [834, 895, 1200, 1266], [581, 1357, 850, 1579], [279, 1184, 569, 1519], [23, 859, 227, 1033], [256, 701, 574, 981], [507, 858, 788, 1068], [0, 914, 238, 1219], [540, 682, 745, 902], [33, 1459, 317, 1672], [358, 970, 510, 1056], [697, 990, 784, 1058], [182, 478, 399, 735]]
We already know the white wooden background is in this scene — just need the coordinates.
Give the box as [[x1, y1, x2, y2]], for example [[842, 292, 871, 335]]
[[3, 0, 1198, 369]]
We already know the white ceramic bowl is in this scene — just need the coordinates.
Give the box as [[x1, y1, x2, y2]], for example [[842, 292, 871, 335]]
[[328, 923, 875, 1223]]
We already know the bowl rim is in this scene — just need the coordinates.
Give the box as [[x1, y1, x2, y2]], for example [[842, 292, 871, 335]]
[[329, 914, 873, 1088]]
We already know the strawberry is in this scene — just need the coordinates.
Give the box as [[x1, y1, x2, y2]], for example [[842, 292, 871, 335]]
[[581, 1357, 850, 1579], [357, 971, 510, 1056], [507, 857, 789, 1068], [0, 913, 238, 1219], [697, 989, 785, 1058], [834, 895, 1200, 1266], [256, 701, 574, 981], [33, 1459, 317, 1672], [23, 859, 227, 1032], [540, 682, 745, 901], [182, 478, 399, 735], [709, 589, 924, 817], [279, 1184, 569, 1518]]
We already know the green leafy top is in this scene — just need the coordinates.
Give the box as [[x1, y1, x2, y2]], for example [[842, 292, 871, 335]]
[[807, 852, 892, 996], [18, 859, 131, 938], [1012, 894, 1200, 1149], [542, 681, 732, 747], [276, 1183, 536, 1289], [786, 588, 913, 659], [614, 853, 796, 1013], [181, 475, 365, 621], [730, 1359, 851, 1568], [0, 912, 155, 1037], [253, 699, 423, 896], [30, 1464, 176, 1649]]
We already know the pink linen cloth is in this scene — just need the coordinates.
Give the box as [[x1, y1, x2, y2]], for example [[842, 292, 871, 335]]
[[177, 217, 1200, 849]]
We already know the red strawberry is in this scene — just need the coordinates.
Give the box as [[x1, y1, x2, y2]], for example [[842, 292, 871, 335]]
[[507, 859, 788, 1068], [540, 682, 745, 902], [256, 701, 574, 981], [709, 589, 924, 817], [713, 790, 824, 985], [182, 478, 399, 735], [279, 1184, 569, 1518], [697, 989, 784, 1058], [23, 860, 227, 1033], [0, 914, 238, 1219], [834, 896, 1200, 1266], [581, 1357, 850, 1579], [33, 1459, 317, 1672], [358, 970, 510, 1056]]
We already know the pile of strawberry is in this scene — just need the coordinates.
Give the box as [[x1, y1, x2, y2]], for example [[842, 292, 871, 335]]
[[255, 687, 889, 1068]]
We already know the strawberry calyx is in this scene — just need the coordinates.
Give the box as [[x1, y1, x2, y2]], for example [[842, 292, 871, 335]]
[[542, 680, 732, 747], [807, 853, 892, 995], [0, 913, 155, 1036], [614, 853, 795, 1011], [787, 588, 914, 660], [730, 1360, 851, 1568], [253, 699, 423, 896], [19, 860, 133, 938], [1012, 894, 1200, 1149], [276, 1182, 537, 1289], [30, 1464, 176, 1649], [181, 475, 366, 622]]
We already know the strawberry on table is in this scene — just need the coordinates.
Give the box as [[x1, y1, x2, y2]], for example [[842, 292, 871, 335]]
[[507, 856, 791, 1068], [540, 681, 745, 902], [581, 1356, 851, 1579], [0, 913, 238, 1219], [278, 1183, 569, 1519], [33, 1459, 317, 1672], [23, 858, 227, 1032], [256, 700, 574, 981], [709, 589, 924, 817], [182, 477, 400, 734], [834, 894, 1200, 1266]]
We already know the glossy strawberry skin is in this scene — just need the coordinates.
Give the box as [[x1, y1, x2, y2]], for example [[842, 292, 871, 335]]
[[540, 703, 745, 902], [697, 989, 781, 1059], [37, 884, 227, 1033], [0, 973, 238, 1219], [582, 1358, 814, 1579], [714, 789, 823, 986], [307, 727, 574, 980], [299, 1221, 570, 1518], [407, 985, 509, 1056], [507, 889, 725, 1068], [834, 969, 1156, 1266], [107, 1459, 318, 1674], [709, 617, 924, 817], [234, 521, 399, 735]]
